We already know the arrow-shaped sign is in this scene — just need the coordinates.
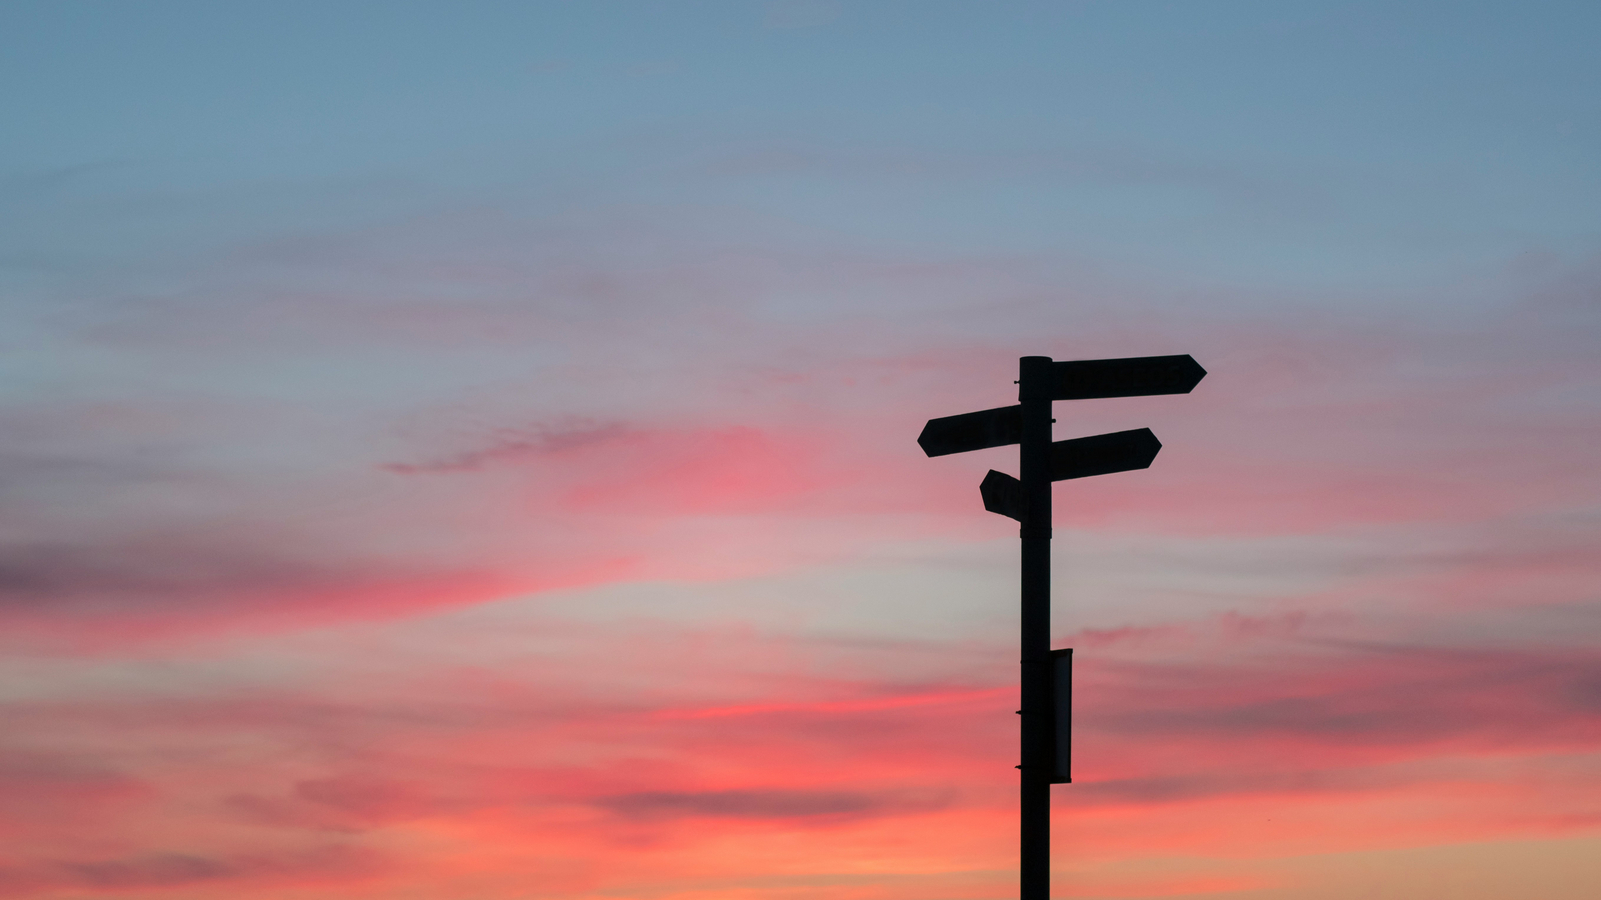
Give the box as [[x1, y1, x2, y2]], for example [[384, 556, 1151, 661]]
[[918, 405, 1021, 457], [1048, 354, 1205, 401], [979, 429, 1163, 520], [1051, 427, 1161, 480], [980, 468, 1026, 520]]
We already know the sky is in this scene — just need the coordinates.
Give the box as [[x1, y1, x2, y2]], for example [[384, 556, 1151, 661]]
[[2, 1, 1599, 898]]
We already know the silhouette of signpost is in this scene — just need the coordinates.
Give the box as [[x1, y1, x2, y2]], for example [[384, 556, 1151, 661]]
[[919, 354, 1205, 900]]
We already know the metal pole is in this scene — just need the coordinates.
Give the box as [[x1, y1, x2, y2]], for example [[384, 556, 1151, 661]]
[[1018, 355, 1053, 900]]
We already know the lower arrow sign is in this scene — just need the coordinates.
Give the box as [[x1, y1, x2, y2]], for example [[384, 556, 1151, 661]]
[[978, 428, 1163, 522], [980, 469, 1026, 521], [1050, 428, 1161, 481]]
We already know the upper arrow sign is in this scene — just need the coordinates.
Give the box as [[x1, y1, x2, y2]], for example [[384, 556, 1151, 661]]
[[1048, 355, 1205, 401], [918, 404, 1021, 457], [1051, 428, 1161, 480]]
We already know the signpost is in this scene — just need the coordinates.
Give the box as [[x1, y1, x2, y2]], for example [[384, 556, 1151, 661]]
[[919, 354, 1204, 900]]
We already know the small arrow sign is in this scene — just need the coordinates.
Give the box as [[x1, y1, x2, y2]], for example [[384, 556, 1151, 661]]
[[1050, 428, 1161, 480], [918, 405, 1022, 457], [979, 429, 1162, 521], [980, 469, 1025, 521], [1049, 355, 1206, 401]]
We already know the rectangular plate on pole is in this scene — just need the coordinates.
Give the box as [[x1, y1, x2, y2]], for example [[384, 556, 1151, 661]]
[[1051, 428, 1162, 481], [1050, 355, 1206, 401], [1051, 648, 1071, 784], [918, 405, 1022, 457]]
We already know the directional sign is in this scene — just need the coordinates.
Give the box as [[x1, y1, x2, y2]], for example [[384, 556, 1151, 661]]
[[1049, 354, 1206, 401], [921, 353, 1203, 900], [918, 405, 1021, 457], [1050, 428, 1161, 481], [980, 469, 1026, 521], [980, 429, 1162, 521]]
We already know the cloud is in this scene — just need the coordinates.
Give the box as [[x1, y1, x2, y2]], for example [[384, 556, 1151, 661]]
[[597, 788, 909, 821], [22, 846, 385, 894], [0, 532, 517, 649], [0, 754, 150, 844], [380, 419, 633, 474], [1078, 629, 1601, 758], [385, 422, 832, 516]]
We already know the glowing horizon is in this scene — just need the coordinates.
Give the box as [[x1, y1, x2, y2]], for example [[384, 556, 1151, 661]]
[[2, 2, 1598, 898]]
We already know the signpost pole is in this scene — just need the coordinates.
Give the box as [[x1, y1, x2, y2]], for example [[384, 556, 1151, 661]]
[[1018, 355, 1053, 900]]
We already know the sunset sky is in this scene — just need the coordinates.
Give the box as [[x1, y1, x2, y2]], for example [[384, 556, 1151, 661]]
[[3, 2, 1599, 898]]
